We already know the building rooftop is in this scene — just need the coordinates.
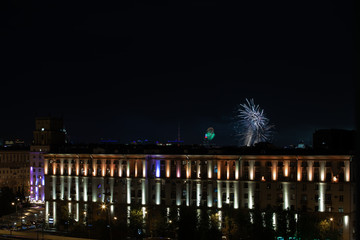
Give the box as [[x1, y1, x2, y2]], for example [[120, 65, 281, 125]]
[[49, 143, 355, 156]]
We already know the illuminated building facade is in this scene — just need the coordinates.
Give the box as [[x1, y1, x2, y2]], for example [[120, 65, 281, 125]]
[[30, 117, 66, 203], [0, 149, 30, 193], [44, 152, 354, 240]]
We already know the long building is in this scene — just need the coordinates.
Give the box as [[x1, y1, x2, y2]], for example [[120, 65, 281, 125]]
[[43, 146, 355, 239], [0, 148, 30, 193]]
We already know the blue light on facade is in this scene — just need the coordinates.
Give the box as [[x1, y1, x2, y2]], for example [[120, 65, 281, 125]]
[[156, 160, 160, 178]]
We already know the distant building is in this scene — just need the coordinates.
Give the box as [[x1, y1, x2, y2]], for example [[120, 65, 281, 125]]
[[43, 145, 355, 240], [0, 148, 30, 194], [0, 138, 26, 148], [313, 129, 356, 152], [30, 117, 66, 203]]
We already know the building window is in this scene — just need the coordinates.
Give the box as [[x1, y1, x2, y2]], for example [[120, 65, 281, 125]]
[[339, 195, 344, 202], [244, 193, 248, 199], [244, 183, 248, 189]]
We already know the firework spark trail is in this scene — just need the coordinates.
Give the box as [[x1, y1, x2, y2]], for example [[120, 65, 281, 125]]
[[235, 98, 274, 146]]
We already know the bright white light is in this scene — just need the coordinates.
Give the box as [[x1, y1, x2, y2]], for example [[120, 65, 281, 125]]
[[344, 215, 349, 227]]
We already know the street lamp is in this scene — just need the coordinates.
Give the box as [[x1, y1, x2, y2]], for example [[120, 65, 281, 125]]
[[330, 217, 334, 231], [101, 203, 112, 240]]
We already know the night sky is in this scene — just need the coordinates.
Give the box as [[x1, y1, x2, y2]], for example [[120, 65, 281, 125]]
[[1, 0, 355, 147]]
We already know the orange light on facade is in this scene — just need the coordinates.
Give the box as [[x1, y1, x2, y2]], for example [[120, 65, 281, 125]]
[[53, 163, 57, 175], [235, 161, 239, 180], [44, 162, 48, 175], [284, 161, 289, 177], [217, 161, 221, 180], [102, 161, 106, 177], [249, 161, 254, 180], [226, 162, 230, 180], [134, 161, 138, 178], [333, 176, 338, 183], [186, 161, 191, 179], [126, 161, 130, 177], [261, 176, 265, 181], [142, 160, 146, 178], [297, 161, 302, 181], [176, 160, 181, 178], [345, 161, 350, 182], [320, 161, 326, 182], [110, 160, 114, 177], [308, 161, 313, 181], [93, 164, 97, 177], [272, 162, 277, 181], [166, 160, 170, 178], [60, 161, 64, 175], [119, 161, 123, 177], [84, 164, 88, 176], [76, 164, 79, 176]]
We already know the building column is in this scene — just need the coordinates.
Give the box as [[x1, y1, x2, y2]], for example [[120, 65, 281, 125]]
[[307, 160, 314, 181], [196, 181, 201, 206], [283, 160, 289, 177], [176, 182, 181, 206], [83, 177, 88, 202], [208, 160, 213, 179], [297, 160, 302, 181], [319, 183, 325, 212], [217, 161, 222, 180], [186, 181, 190, 206], [320, 161, 326, 182], [283, 182, 290, 210], [126, 161, 130, 178], [110, 159, 114, 177], [197, 161, 201, 178], [248, 182, 254, 209], [217, 181, 222, 208], [142, 179, 147, 205], [60, 176, 64, 200], [109, 177, 114, 203], [249, 160, 254, 180], [235, 161, 239, 180], [67, 176, 72, 201], [119, 160, 123, 177], [226, 182, 230, 204], [234, 181, 239, 209], [345, 161, 350, 182], [127, 179, 131, 204], [207, 182, 213, 207], [75, 176, 79, 201], [155, 180, 161, 205], [52, 176, 56, 200], [166, 160, 171, 178], [272, 160, 278, 181], [176, 160, 181, 178]]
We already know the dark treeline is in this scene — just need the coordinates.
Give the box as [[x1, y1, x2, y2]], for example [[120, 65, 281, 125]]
[[54, 202, 341, 240], [0, 187, 29, 217]]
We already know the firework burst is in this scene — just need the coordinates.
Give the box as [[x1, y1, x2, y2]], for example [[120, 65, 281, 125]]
[[234, 98, 274, 146]]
